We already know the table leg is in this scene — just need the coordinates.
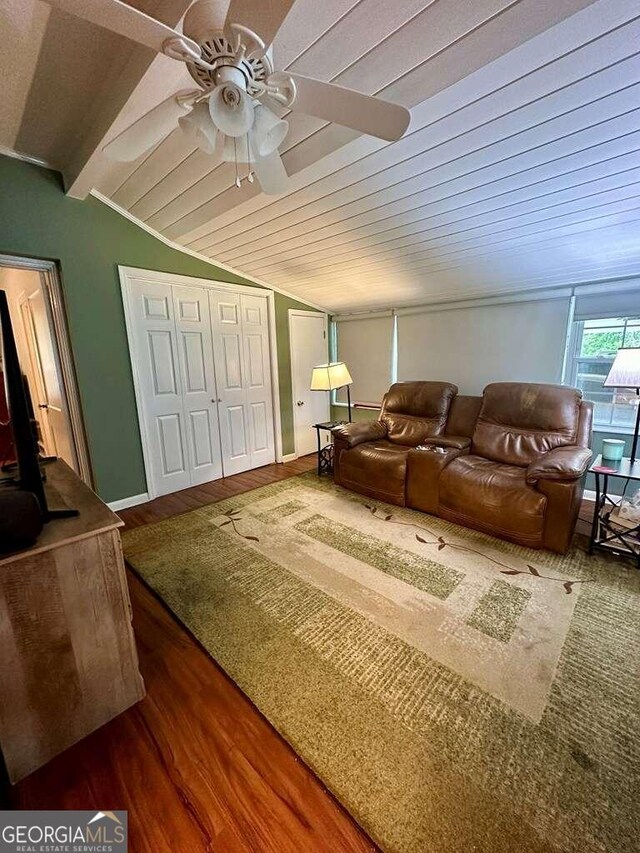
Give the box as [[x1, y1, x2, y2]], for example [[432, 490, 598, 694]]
[[589, 471, 601, 554], [316, 428, 321, 477]]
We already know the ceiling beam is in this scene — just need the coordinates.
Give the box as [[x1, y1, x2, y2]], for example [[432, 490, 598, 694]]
[[63, 0, 193, 199]]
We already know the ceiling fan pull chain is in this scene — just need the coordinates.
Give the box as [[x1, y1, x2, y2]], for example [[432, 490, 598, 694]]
[[234, 138, 241, 188], [246, 134, 254, 183]]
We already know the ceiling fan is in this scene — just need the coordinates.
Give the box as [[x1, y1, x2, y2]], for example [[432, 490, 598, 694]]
[[43, 0, 411, 194]]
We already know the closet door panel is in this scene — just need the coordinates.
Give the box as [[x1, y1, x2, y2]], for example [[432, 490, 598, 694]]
[[250, 401, 269, 453], [210, 290, 252, 476], [129, 281, 190, 496], [227, 405, 249, 459], [241, 294, 275, 468], [173, 286, 223, 485]]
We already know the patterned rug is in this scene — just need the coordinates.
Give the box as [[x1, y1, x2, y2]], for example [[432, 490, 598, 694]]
[[122, 473, 640, 853]]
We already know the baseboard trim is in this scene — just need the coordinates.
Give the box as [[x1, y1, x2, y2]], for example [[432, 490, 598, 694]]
[[108, 492, 149, 512], [281, 453, 297, 463]]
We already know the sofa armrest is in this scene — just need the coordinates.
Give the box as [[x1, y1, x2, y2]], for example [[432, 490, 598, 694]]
[[332, 420, 387, 448], [419, 435, 471, 451], [526, 446, 592, 484]]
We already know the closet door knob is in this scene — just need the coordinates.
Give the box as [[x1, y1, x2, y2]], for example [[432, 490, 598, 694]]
[[297, 400, 304, 406]]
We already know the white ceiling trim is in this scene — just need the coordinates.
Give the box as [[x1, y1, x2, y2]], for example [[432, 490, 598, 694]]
[[88, 189, 330, 311], [331, 273, 640, 319], [0, 144, 53, 170]]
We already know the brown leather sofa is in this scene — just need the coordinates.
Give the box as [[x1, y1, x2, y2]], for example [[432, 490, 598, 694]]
[[333, 381, 593, 553]]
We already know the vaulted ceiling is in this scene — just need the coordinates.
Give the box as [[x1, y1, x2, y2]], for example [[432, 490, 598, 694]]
[[2, 0, 640, 312]]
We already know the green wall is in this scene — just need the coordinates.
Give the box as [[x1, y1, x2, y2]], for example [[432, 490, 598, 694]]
[[0, 155, 320, 502]]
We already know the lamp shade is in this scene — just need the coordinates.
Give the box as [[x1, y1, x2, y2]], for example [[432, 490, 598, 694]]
[[603, 347, 640, 387], [310, 362, 353, 391]]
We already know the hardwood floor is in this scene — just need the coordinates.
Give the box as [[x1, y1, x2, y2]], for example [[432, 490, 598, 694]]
[[9, 456, 377, 853]]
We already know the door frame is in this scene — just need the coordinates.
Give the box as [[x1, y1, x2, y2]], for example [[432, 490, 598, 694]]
[[18, 289, 57, 456], [119, 266, 284, 499], [288, 309, 329, 459], [0, 253, 93, 486]]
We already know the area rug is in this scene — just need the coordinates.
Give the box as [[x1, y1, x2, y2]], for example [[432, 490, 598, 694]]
[[122, 473, 640, 853]]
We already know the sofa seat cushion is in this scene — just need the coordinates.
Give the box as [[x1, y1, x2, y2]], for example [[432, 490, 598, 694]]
[[339, 440, 411, 506], [438, 454, 547, 543]]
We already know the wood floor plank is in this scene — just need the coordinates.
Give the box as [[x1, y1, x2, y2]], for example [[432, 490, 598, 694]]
[[9, 457, 376, 853]]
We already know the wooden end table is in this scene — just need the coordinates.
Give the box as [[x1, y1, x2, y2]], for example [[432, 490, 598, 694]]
[[588, 454, 640, 567]]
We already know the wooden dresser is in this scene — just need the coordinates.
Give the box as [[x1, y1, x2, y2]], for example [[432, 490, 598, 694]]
[[0, 460, 145, 783]]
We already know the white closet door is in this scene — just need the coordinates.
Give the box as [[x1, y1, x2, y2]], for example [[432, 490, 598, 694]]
[[129, 281, 190, 495], [209, 290, 252, 475], [172, 286, 223, 485], [241, 293, 275, 469]]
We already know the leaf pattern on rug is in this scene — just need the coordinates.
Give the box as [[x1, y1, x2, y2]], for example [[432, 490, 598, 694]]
[[363, 503, 589, 593], [216, 509, 259, 542]]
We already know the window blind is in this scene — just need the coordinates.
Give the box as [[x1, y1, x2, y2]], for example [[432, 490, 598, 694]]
[[573, 285, 640, 321], [397, 297, 571, 395], [335, 314, 394, 404]]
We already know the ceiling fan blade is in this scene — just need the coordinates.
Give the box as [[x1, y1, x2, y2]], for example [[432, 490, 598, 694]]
[[226, 0, 296, 47], [103, 91, 197, 161], [43, 0, 200, 56], [282, 73, 410, 142], [253, 150, 289, 196]]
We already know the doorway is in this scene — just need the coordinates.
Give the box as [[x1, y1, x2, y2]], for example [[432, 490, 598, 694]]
[[289, 311, 329, 457], [0, 256, 92, 485]]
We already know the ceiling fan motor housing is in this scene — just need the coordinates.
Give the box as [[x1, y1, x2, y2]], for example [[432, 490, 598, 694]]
[[183, 2, 272, 97]]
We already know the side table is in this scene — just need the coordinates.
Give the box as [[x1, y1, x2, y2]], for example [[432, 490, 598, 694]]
[[588, 454, 640, 567], [312, 421, 346, 476]]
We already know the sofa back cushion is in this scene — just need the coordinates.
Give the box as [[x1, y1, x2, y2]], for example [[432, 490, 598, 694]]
[[380, 381, 458, 446], [445, 394, 483, 438], [471, 383, 582, 466]]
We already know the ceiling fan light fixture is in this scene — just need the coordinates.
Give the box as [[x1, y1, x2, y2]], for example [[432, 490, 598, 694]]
[[208, 82, 254, 137], [222, 133, 254, 163], [252, 104, 288, 157], [178, 100, 218, 154]]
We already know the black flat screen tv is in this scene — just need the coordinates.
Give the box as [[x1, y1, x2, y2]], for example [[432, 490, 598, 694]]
[[0, 290, 48, 513]]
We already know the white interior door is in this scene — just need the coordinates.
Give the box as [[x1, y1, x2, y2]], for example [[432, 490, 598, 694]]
[[173, 286, 223, 485], [129, 280, 191, 496], [241, 293, 275, 469], [289, 312, 329, 457], [209, 289, 276, 475], [209, 290, 251, 476], [19, 286, 75, 469]]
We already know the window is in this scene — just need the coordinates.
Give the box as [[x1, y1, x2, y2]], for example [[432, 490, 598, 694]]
[[570, 316, 640, 429]]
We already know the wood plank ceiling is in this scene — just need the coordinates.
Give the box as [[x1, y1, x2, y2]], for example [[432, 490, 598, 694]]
[[6, 0, 640, 312]]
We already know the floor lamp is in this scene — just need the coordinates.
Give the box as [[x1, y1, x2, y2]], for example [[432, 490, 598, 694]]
[[603, 347, 640, 465], [310, 362, 354, 422]]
